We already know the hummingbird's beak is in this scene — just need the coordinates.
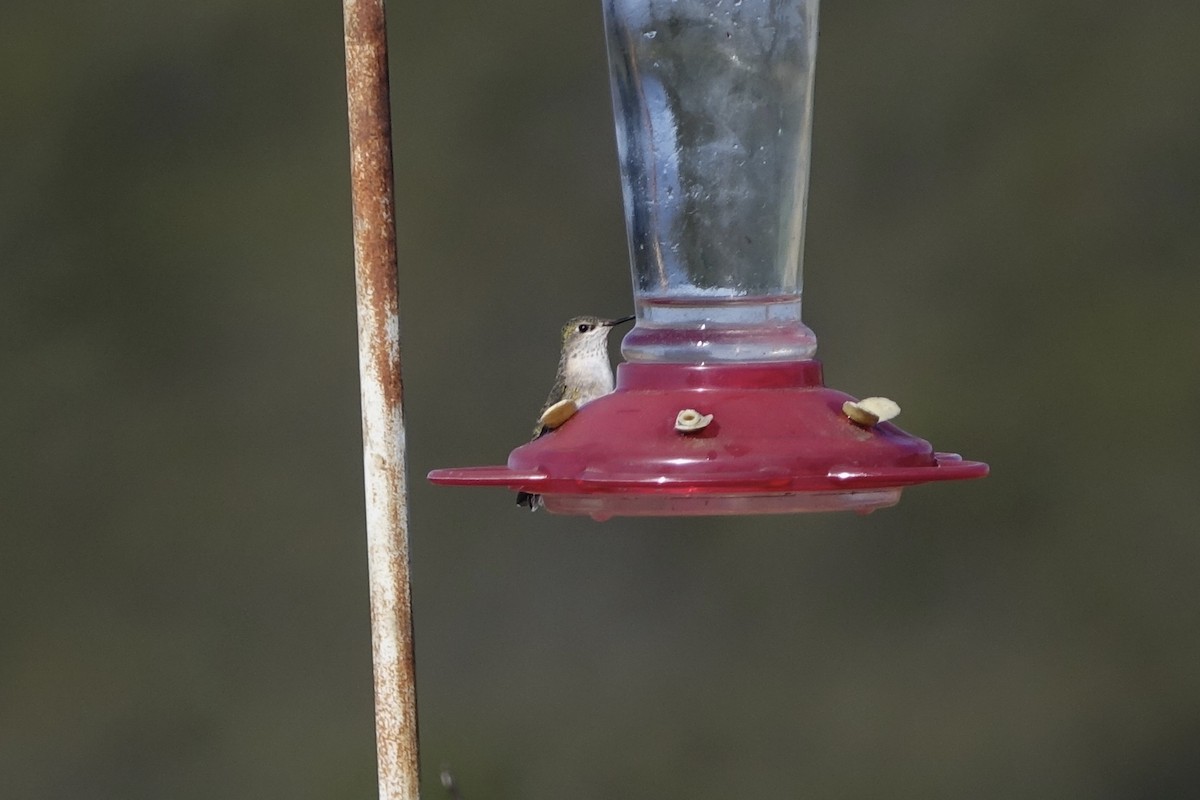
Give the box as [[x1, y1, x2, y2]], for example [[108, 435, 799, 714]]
[[606, 315, 636, 327]]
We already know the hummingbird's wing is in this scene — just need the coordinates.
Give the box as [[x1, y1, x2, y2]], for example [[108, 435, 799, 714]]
[[531, 378, 568, 440]]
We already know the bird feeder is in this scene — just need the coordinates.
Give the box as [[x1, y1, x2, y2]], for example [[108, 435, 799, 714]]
[[429, 0, 986, 518]]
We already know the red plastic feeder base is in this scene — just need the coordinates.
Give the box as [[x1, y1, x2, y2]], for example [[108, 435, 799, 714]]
[[428, 361, 987, 519]]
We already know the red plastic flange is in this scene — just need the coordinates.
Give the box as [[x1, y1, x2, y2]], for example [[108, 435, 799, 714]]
[[428, 361, 987, 518]]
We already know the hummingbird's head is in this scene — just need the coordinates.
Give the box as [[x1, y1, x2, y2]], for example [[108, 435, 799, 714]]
[[559, 314, 635, 352]]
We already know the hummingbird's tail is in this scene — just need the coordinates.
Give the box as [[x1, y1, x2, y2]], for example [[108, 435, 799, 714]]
[[515, 491, 542, 511]]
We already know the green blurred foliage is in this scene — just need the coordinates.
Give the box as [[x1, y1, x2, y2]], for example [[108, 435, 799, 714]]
[[2, 1, 1198, 798]]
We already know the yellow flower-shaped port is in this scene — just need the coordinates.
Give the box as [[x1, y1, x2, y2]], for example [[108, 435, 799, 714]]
[[674, 408, 714, 433], [538, 398, 579, 430], [842, 397, 901, 427]]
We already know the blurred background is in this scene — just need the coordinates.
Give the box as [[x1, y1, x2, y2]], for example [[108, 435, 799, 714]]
[[3, 1, 1198, 798]]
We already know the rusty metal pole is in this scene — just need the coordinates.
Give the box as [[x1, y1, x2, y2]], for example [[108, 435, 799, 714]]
[[342, 1, 421, 799]]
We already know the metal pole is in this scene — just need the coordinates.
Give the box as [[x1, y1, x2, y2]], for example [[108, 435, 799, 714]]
[[342, 2, 420, 799]]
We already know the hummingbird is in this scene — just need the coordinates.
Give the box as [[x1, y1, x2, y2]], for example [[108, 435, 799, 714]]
[[516, 314, 635, 510]]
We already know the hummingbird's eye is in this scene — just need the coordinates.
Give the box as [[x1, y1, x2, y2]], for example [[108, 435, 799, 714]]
[[577, 323, 592, 333]]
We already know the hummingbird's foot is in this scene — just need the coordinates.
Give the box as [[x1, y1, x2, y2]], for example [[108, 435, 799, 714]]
[[515, 491, 543, 511]]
